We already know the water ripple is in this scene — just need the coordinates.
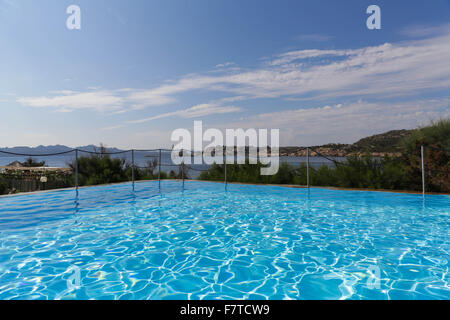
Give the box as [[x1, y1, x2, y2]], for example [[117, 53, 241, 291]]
[[0, 181, 449, 300]]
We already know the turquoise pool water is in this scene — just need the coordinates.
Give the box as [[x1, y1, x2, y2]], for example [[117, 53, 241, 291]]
[[0, 181, 448, 300]]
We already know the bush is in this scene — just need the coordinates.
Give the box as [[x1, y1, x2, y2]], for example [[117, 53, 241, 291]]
[[198, 119, 449, 193], [0, 176, 8, 195], [401, 118, 449, 192], [69, 154, 175, 187], [69, 154, 130, 186], [21, 157, 46, 167]]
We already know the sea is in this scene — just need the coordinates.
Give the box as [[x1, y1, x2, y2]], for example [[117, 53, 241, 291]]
[[0, 152, 344, 179]]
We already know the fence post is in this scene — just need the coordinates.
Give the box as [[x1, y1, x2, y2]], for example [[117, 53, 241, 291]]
[[421, 145, 425, 195], [158, 149, 162, 189], [306, 147, 310, 188], [158, 149, 162, 181], [181, 160, 185, 189], [75, 149, 79, 191], [131, 149, 135, 191], [224, 150, 227, 190]]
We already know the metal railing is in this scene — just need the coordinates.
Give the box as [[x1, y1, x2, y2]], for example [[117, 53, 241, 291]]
[[0, 145, 448, 195]]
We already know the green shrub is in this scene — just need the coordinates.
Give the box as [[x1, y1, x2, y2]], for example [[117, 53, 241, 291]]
[[21, 157, 46, 167], [69, 153, 175, 187], [0, 176, 8, 195], [69, 154, 130, 186], [198, 119, 449, 193]]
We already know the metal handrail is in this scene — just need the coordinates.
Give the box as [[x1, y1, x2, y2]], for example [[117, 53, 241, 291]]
[[1, 145, 439, 195]]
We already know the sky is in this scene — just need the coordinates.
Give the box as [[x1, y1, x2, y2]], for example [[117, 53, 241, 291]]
[[0, 0, 449, 148]]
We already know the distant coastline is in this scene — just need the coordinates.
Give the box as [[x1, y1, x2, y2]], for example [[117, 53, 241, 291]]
[[0, 128, 412, 158]]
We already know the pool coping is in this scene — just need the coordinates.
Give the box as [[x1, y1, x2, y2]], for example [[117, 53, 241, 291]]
[[194, 180, 450, 195], [0, 179, 449, 198]]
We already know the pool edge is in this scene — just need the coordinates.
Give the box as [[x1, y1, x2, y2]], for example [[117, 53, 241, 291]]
[[1, 179, 449, 198]]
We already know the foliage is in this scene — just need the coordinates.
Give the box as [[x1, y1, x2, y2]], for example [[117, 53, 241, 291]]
[[69, 153, 171, 186], [21, 157, 46, 167], [350, 129, 412, 153], [401, 118, 450, 192], [199, 156, 411, 190], [3, 120, 447, 193], [69, 154, 130, 186], [200, 119, 449, 193], [0, 176, 7, 195], [200, 162, 300, 185]]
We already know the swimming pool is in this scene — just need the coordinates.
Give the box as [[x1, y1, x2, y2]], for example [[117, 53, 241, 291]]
[[0, 181, 448, 300]]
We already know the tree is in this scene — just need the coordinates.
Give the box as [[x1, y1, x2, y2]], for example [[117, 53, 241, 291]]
[[69, 153, 130, 186], [0, 176, 7, 195], [21, 157, 46, 167], [401, 118, 450, 192]]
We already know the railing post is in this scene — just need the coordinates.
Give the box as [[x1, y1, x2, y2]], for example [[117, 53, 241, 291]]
[[131, 149, 135, 191], [158, 149, 162, 181], [421, 145, 425, 195], [158, 149, 162, 189], [75, 149, 79, 191], [224, 150, 227, 190], [181, 160, 185, 189], [306, 147, 310, 188]]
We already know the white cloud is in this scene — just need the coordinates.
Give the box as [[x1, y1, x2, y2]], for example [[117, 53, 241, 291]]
[[18, 30, 450, 114], [16, 25, 450, 145], [399, 23, 450, 38], [17, 88, 176, 113], [127, 103, 242, 124], [223, 99, 450, 146], [126, 90, 177, 109], [215, 62, 236, 68], [295, 34, 334, 42], [101, 124, 126, 131], [117, 32, 450, 103], [269, 49, 348, 66], [17, 90, 125, 113]]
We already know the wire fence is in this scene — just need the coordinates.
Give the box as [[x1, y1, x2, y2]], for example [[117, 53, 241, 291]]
[[0, 145, 448, 195]]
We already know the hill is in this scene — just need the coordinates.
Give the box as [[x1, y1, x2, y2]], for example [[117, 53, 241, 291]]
[[280, 129, 413, 157], [0, 145, 124, 156], [0, 128, 419, 158], [349, 129, 412, 153]]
